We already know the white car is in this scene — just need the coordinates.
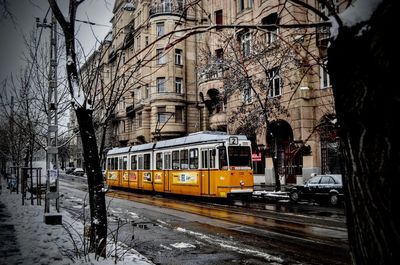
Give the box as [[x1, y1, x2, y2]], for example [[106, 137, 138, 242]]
[[72, 168, 85, 177]]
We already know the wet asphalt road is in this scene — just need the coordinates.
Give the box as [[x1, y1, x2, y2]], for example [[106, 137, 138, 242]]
[[59, 175, 350, 265]]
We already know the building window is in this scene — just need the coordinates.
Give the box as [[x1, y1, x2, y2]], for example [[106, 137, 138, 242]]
[[319, 115, 341, 174], [144, 85, 149, 98], [175, 49, 182, 65], [145, 36, 149, 46], [175, 78, 183, 94], [215, 10, 223, 29], [120, 120, 126, 133], [157, 77, 166, 93], [156, 22, 165, 37], [156, 49, 166, 64], [136, 35, 141, 50], [262, 13, 279, 44], [320, 60, 331, 89], [248, 0, 253, 8], [215, 48, 223, 62], [175, 106, 183, 123], [157, 107, 167, 123], [268, 68, 282, 97], [137, 112, 142, 127], [240, 31, 251, 57], [239, 0, 245, 11], [243, 82, 252, 104]]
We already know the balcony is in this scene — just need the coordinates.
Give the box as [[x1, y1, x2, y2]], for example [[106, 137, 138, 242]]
[[149, 1, 186, 19], [118, 132, 130, 141], [126, 104, 135, 117], [209, 112, 227, 130], [198, 63, 225, 84]]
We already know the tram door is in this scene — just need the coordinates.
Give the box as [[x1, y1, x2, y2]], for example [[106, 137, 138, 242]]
[[201, 149, 216, 195]]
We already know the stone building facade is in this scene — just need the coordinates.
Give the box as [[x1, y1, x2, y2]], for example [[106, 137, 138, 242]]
[[75, 0, 342, 184]]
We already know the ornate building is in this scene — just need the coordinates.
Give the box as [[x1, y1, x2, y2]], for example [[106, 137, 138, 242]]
[[75, 0, 342, 184]]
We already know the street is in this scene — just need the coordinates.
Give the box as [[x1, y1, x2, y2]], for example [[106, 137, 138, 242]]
[[59, 174, 350, 265]]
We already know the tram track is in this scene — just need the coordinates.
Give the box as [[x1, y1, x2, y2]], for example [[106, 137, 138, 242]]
[[107, 189, 348, 249], [59, 178, 350, 264]]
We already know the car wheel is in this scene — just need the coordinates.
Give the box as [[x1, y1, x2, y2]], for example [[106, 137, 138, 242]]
[[290, 190, 299, 202], [329, 193, 339, 206]]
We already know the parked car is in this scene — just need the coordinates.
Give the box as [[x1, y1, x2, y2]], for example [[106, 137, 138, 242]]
[[72, 168, 85, 177], [289, 174, 344, 206], [65, 167, 75, 174]]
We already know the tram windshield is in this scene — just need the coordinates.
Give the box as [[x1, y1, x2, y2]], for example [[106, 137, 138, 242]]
[[228, 146, 252, 168]]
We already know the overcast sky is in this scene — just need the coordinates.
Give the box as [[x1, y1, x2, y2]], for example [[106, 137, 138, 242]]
[[0, 0, 114, 84]]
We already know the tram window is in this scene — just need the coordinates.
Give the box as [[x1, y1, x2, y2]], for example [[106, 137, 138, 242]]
[[156, 153, 163, 170], [138, 156, 144, 170], [210, 149, 216, 168], [218, 147, 228, 169], [172, 151, 180, 169], [201, 150, 208, 168], [228, 146, 252, 167], [112, 157, 118, 170], [189, 148, 198, 169], [131, 155, 137, 170], [118, 157, 123, 170], [107, 158, 111, 170], [144, 154, 151, 170], [123, 156, 128, 170], [164, 153, 171, 169], [180, 150, 189, 169]]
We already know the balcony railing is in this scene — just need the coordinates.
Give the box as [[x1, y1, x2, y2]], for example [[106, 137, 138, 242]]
[[198, 62, 225, 83], [149, 1, 186, 18]]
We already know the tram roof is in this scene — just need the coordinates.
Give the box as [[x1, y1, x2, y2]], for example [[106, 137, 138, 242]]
[[107, 146, 131, 155], [107, 143, 155, 155], [107, 132, 248, 155], [154, 131, 248, 149]]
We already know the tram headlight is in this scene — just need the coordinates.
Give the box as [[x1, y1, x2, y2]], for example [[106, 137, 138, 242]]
[[240, 179, 244, 187]]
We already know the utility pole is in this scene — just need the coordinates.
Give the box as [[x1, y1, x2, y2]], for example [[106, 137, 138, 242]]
[[37, 13, 61, 222]]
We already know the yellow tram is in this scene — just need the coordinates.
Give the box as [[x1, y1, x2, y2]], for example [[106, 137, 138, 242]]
[[105, 131, 254, 198]]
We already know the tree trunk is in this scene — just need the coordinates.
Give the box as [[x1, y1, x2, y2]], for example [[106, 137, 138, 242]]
[[328, 1, 399, 264], [75, 107, 107, 257]]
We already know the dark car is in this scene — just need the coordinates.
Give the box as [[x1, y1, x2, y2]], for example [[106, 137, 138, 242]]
[[289, 174, 344, 206], [65, 167, 75, 174]]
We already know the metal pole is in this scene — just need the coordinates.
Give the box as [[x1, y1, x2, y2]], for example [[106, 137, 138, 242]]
[[39, 12, 58, 213]]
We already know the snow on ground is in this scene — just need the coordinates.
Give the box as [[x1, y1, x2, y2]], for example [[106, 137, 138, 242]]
[[0, 188, 153, 265]]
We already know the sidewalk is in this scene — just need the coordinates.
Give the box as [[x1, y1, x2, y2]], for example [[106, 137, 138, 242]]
[[0, 199, 22, 265], [0, 178, 154, 265]]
